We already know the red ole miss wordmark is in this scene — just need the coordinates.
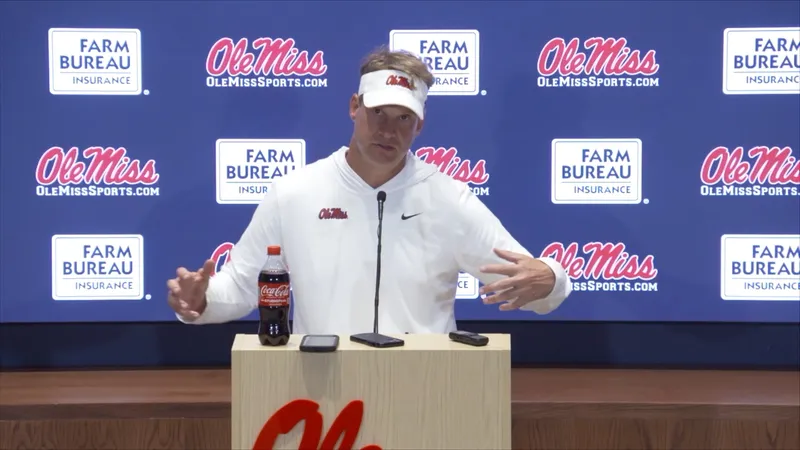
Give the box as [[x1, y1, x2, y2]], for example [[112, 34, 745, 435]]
[[542, 242, 658, 281], [701, 146, 799, 185], [210, 242, 234, 276], [415, 146, 489, 186], [386, 74, 415, 90], [537, 37, 659, 77], [206, 37, 327, 77], [35, 146, 159, 186], [319, 208, 348, 220], [252, 399, 381, 450]]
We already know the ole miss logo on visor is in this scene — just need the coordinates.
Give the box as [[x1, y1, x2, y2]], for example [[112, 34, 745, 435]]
[[386, 74, 415, 91]]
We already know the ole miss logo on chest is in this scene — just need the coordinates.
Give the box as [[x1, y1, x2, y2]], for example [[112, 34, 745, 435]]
[[319, 207, 348, 220]]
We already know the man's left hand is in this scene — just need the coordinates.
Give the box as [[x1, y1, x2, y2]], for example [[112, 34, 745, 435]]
[[479, 248, 556, 311]]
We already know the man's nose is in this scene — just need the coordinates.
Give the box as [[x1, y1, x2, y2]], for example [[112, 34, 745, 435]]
[[376, 120, 396, 136]]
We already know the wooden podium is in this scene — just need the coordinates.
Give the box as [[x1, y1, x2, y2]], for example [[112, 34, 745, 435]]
[[231, 333, 511, 450]]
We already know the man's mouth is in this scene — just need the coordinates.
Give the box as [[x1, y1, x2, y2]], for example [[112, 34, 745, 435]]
[[374, 143, 395, 151]]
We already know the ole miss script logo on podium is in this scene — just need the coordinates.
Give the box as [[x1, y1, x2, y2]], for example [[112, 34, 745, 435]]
[[252, 399, 381, 450]]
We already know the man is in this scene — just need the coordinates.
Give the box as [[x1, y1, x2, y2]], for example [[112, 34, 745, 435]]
[[168, 46, 572, 334]]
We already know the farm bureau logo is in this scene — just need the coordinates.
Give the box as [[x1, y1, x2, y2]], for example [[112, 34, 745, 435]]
[[541, 242, 658, 292], [537, 37, 659, 88], [551, 138, 642, 204], [205, 37, 327, 88], [700, 145, 799, 197], [389, 29, 480, 95], [415, 146, 490, 196], [251, 399, 381, 450], [48, 28, 142, 95], [720, 234, 800, 301], [723, 27, 800, 95], [35, 146, 160, 197], [51, 234, 144, 300], [216, 139, 306, 204]]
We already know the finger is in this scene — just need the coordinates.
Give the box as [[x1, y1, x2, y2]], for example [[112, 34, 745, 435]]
[[177, 269, 200, 290], [483, 287, 519, 304], [480, 276, 520, 295], [176, 267, 190, 278], [168, 292, 197, 316], [181, 309, 200, 319], [166, 287, 187, 313], [172, 275, 200, 309], [171, 296, 199, 318], [499, 299, 524, 311], [479, 263, 519, 277], [493, 248, 527, 263], [199, 259, 215, 281], [498, 287, 539, 311], [167, 278, 182, 298]]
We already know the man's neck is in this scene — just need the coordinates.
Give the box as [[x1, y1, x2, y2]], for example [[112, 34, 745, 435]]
[[345, 141, 406, 189]]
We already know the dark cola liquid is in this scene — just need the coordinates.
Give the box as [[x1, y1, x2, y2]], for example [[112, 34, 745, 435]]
[[257, 270, 291, 346]]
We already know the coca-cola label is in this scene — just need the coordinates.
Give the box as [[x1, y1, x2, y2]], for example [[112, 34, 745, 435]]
[[415, 146, 490, 196], [259, 282, 291, 307], [541, 242, 659, 293], [537, 37, 660, 89], [205, 37, 328, 89], [35, 146, 160, 198], [699, 146, 799, 197]]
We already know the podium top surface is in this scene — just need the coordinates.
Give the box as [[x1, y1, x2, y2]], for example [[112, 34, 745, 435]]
[[231, 333, 510, 352]]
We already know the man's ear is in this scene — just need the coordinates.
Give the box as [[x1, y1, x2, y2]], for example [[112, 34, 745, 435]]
[[349, 94, 359, 121], [415, 116, 425, 136]]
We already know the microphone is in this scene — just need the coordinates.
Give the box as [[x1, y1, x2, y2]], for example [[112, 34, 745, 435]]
[[373, 190, 386, 333], [350, 191, 404, 348]]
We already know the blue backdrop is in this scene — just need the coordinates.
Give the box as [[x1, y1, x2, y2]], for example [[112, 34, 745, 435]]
[[1, 0, 798, 325]]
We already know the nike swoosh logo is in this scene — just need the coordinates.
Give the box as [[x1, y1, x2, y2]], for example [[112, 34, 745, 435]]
[[401, 213, 421, 220]]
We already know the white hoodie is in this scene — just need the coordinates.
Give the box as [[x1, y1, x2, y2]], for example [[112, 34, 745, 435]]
[[182, 146, 571, 334]]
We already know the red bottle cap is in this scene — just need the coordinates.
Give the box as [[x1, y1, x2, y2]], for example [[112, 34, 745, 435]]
[[267, 245, 281, 255]]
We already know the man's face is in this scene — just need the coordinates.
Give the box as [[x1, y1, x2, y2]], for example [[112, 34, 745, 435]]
[[349, 94, 424, 168]]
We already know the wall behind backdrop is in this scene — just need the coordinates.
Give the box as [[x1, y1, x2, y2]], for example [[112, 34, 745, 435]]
[[1, 0, 798, 368]]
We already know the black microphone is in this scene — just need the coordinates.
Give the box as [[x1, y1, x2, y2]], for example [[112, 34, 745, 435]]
[[350, 191, 404, 347], [373, 190, 386, 333]]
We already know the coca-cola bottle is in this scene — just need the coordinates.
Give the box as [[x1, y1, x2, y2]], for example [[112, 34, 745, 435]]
[[257, 245, 291, 346]]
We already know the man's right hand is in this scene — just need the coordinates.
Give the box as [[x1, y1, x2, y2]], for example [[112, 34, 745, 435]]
[[167, 259, 215, 321]]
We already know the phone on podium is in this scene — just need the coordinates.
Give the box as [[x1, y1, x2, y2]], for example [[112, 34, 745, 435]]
[[299, 335, 340, 352], [449, 330, 489, 347], [350, 332, 405, 348]]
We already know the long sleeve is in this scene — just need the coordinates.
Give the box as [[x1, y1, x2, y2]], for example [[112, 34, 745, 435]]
[[180, 187, 283, 324], [451, 185, 571, 314]]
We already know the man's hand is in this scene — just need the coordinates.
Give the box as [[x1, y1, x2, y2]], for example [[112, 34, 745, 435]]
[[479, 248, 556, 311], [167, 259, 215, 320]]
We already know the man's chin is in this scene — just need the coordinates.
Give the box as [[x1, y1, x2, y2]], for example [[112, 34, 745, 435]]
[[369, 150, 404, 166]]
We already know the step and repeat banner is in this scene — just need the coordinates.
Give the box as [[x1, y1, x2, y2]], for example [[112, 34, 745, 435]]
[[1, 1, 798, 323]]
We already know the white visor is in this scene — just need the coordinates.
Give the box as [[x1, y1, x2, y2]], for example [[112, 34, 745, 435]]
[[358, 69, 428, 119]]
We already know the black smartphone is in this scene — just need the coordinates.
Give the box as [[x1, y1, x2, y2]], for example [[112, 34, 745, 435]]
[[299, 334, 340, 352], [449, 330, 489, 347], [350, 332, 405, 348]]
